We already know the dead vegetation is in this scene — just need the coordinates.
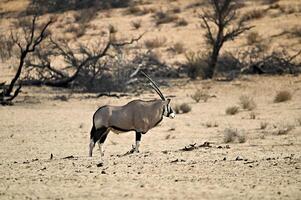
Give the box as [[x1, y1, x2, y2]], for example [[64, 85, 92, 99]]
[[174, 103, 191, 114], [144, 37, 167, 49], [239, 95, 256, 110], [223, 128, 246, 143], [274, 90, 292, 103], [191, 89, 210, 103], [225, 106, 239, 115]]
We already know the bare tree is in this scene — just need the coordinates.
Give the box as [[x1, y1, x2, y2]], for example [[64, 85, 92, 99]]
[[200, 0, 253, 78], [0, 16, 52, 105], [22, 32, 145, 89]]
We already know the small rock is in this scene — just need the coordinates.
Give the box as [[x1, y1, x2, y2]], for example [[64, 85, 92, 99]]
[[235, 156, 244, 161], [223, 157, 227, 161], [101, 170, 106, 174], [96, 163, 103, 167]]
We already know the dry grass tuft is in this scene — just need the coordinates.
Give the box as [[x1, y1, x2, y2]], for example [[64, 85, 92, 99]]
[[260, 122, 268, 129], [246, 31, 262, 45], [274, 124, 294, 135], [223, 128, 246, 143], [191, 89, 210, 103], [205, 121, 218, 128], [180, 103, 191, 113], [241, 9, 265, 22], [173, 103, 191, 114], [131, 20, 142, 30], [274, 90, 292, 103], [225, 106, 239, 115], [239, 95, 256, 110], [144, 37, 167, 49], [249, 112, 256, 119], [108, 24, 118, 34], [152, 11, 178, 26], [169, 42, 185, 54], [175, 18, 188, 27]]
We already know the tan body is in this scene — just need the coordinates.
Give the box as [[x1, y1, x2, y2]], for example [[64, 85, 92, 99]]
[[94, 99, 165, 133]]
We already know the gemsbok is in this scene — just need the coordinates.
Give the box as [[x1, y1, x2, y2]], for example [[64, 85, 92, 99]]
[[89, 71, 175, 159]]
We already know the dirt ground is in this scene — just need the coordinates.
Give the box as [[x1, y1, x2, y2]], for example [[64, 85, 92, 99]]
[[0, 75, 300, 200]]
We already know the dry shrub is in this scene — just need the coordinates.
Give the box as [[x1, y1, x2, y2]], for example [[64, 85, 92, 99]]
[[175, 18, 188, 27], [53, 95, 68, 101], [274, 124, 294, 135], [288, 27, 301, 38], [274, 90, 292, 103], [185, 51, 210, 79], [239, 95, 256, 110], [65, 24, 85, 38], [180, 103, 191, 113], [124, 5, 142, 15], [131, 20, 142, 30], [225, 106, 239, 115], [144, 37, 167, 49], [223, 128, 246, 143], [205, 121, 218, 128], [170, 42, 185, 54], [191, 89, 209, 103], [260, 121, 268, 129], [241, 9, 264, 22], [174, 103, 191, 114], [108, 24, 118, 34], [152, 11, 178, 26], [249, 112, 256, 119], [278, 5, 301, 14], [246, 31, 262, 45], [261, 0, 279, 5]]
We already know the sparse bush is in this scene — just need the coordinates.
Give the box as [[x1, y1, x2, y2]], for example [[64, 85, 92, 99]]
[[53, 95, 68, 101], [260, 122, 268, 129], [261, 0, 279, 5], [237, 134, 246, 143], [173, 103, 191, 114], [124, 5, 142, 15], [131, 20, 142, 30], [170, 7, 181, 14], [246, 31, 262, 45], [170, 42, 185, 54], [191, 89, 209, 103], [144, 37, 167, 49], [239, 95, 256, 110], [274, 90, 292, 103], [152, 11, 178, 26], [205, 121, 218, 128], [108, 24, 118, 34], [274, 124, 294, 135], [180, 103, 191, 113], [223, 128, 246, 143], [288, 27, 301, 38], [223, 128, 236, 143], [175, 18, 188, 26], [250, 112, 256, 119], [185, 51, 210, 79], [225, 106, 239, 115], [241, 9, 264, 22], [65, 24, 85, 38]]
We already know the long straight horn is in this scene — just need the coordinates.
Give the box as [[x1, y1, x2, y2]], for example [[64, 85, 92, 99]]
[[141, 71, 166, 100]]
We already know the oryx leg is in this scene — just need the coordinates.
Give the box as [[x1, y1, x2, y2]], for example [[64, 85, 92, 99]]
[[135, 132, 142, 153], [98, 129, 109, 158], [89, 126, 108, 157]]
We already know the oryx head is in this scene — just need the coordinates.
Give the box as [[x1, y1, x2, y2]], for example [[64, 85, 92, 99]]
[[141, 71, 175, 119]]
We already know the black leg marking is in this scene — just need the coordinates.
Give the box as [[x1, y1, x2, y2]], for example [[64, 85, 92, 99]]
[[136, 132, 142, 142]]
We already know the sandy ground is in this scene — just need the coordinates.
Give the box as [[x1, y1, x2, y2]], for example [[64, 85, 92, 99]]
[[0, 75, 300, 200]]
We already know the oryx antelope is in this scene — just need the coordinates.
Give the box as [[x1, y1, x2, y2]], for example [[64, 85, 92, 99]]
[[89, 72, 175, 158]]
